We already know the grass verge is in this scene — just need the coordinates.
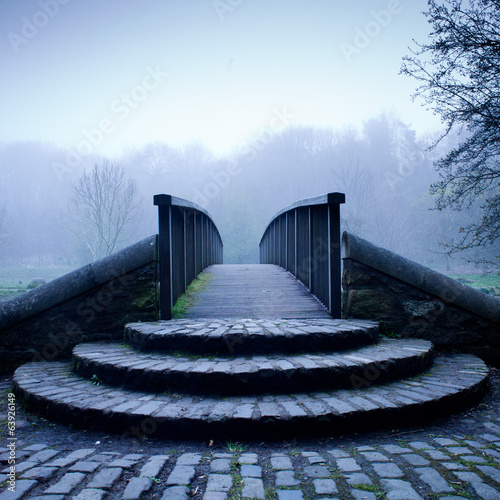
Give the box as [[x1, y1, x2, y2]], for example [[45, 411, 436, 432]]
[[172, 272, 214, 318]]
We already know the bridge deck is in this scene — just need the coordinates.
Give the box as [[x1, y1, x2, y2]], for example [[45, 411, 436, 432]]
[[184, 264, 330, 319]]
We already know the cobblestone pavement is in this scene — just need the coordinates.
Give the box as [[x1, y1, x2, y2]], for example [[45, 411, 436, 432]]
[[1, 373, 500, 499]]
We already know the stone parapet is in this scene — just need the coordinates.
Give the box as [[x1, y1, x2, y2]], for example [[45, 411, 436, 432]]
[[342, 232, 500, 365], [0, 235, 159, 374]]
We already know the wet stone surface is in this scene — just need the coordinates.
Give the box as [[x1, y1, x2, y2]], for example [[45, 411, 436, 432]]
[[71, 338, 434, 396], [123, 318, 380, 355], [11, 353, 489, 441]]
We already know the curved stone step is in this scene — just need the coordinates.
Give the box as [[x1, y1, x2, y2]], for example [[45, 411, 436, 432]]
[[124, 318, 380, 355], [72, 339, 434, 396], [13, 354, 489, 440]]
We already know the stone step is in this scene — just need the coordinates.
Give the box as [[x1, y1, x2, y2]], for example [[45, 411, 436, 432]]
[[13, 354, 489, 440], [124, 318, 380, 355], [72, 339, 434, 396]]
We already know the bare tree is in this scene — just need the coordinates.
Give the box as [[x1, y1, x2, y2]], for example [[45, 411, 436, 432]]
[[140, 141, 178, 180], [67, 160, 140, 261], [401, 0, 500, 257]]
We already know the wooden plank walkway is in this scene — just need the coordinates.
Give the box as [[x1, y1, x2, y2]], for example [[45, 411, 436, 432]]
[[184, 264, 330, 319]]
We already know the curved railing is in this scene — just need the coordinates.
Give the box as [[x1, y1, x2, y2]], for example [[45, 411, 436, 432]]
[[259, 193, 345, 318], [154, 194, 223, 319]]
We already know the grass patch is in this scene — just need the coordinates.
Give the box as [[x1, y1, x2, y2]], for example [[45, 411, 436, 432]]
[[449, 273, 500, 296], [0, 265, 73, 300], [168, 350, 216, 361], [90, 374, 103, 386], [0, 288, 27, 299], [451, 481, 474, 499], [265, 487, 278, 500], [379, 320, 400, 339], [226, 441, 248, 453], [228, 460, 243, 499], [459, 458, 498, 468], [172, 272, 214, 318], [352, 483, 387, 499], [0, 266, 73, 287]]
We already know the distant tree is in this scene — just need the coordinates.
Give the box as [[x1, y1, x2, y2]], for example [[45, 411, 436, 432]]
[[176, 142, 214, 177], [140, 141, 178, 180], [0, 205, 9, 259], [401, 0, 500, 260], [67, 160, 140, 261], [327, 126, 374, 235]]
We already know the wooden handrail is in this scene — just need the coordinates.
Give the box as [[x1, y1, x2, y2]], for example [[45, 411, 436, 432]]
[[154, 194, 223, 320], [259, 193, 345, 318]]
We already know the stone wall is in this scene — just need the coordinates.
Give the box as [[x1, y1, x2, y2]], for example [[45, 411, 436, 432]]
[[0, 236, 159, 374], [342, 232, 500, 366]]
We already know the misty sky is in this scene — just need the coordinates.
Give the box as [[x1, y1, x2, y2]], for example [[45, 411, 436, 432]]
[[0, 0, 441, 157]]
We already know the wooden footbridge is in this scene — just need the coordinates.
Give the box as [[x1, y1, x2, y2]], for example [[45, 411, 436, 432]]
[[153, 192, 345, 321], [13, 193, 489, 440]]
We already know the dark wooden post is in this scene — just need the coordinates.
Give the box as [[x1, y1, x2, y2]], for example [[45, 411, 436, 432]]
[[328, 192, 345, 318], [154, 194, 173, 320]]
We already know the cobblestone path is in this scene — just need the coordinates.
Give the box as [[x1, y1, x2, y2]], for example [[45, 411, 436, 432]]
[[2, 434, 500, 499], [0, 348, 500, 500], [2, 365, 500, 499]]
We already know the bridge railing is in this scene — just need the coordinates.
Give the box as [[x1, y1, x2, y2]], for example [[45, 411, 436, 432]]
[[259, 193, 345, 318], [154, 194, 223, 320]]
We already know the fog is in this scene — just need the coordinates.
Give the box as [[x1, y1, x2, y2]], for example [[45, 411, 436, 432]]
[[1, 1, 497, 273], [1, 117, 495, 271]]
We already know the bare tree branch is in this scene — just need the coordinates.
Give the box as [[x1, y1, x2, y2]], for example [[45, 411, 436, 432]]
[[401, 0, 500, 258], [65, 160, 140, 261]]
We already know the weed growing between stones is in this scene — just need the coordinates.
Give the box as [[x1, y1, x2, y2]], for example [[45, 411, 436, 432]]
[[90, 374, 103, 386], [264, 486, 278, 499], [72, 359, 81, 373], [228, 460, 243, 498], [329, 469, 344, 480], [168, 350, 217, 361], [379, 320, 400, 339], [461, 434, 476, 440], [352, 483, 388, 499], [451, 481, 474, 499], [348, 446, 359, 456], [459, 457, 497, 468], [425, 493, 440, 500], [226, 441, 248, 453]]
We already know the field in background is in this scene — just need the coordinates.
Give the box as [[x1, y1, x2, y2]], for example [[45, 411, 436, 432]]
[[0, 266, 74, 300], [0, 265, 499, 302], [449, 273, 500, 297]]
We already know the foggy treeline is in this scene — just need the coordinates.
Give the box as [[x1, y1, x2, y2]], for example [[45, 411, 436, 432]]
[[0, 113, 497, 272]]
